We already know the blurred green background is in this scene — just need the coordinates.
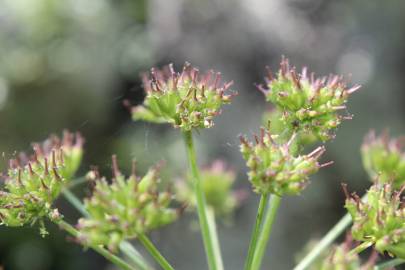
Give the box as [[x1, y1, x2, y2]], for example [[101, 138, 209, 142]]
[[1, 0, 405, 269]]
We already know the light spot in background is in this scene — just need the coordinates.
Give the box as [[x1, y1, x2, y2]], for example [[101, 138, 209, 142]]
[[70, 0, 106, 18], [118, 29, 154, 76], [3, 0, 41, 19], [0, 78, 9, 110], [240, 0, 316, 50], [337, 49, 374, 84], [49, 41, 86, 75], [149, 0, 184, 50], [5, 50, 44, 84]]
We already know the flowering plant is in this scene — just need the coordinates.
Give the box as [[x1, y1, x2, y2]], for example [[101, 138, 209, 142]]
[[2, 57, 404, 270]]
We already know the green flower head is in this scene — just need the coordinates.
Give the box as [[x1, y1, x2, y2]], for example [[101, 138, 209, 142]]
[[362, 130, 405, 189], [239, 128, 331, 195], [344, 183, 405, 258], [176, 160, 244, 217], [77, 156, 178, 252], [130, 62, 237, 131], [258, 57, 360, 141], [0, 131, 83, 233]]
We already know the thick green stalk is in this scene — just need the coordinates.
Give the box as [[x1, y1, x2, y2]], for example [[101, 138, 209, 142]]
[[138, 234, 175, 270], [250, 195, 282, 270], [57, 220, 137, 270], [374, 258, 405, 270], [183, 131, 223, 270], [244, 193, 269, 270], [62, 188, 151, 270]]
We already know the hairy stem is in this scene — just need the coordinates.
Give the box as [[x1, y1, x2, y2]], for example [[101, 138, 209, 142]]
[[250, 195, 282, 270], [138, 234, 175, 270], [374, 258, 405, 270], [244, 193, 269, 270], [183, 131, 224, 270], [62, 187, 151, 270], [57, 220, 137, 270]]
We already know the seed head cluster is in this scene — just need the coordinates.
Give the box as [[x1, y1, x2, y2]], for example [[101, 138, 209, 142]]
[[131, 62, 236, 131], [361, 130, 405, 188], [0, 131, 83, 231], [77, 156, 178, 251], [258, 57, 360, 141], [239, 128, 331, 195], [344, 183, 405, 259]]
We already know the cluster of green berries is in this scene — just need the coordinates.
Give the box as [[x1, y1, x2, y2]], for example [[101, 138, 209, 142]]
[[176, 160, 243, 217], [130, 62, 236, 131], [239, 128, 331, 195], [77, 156, 178, 251], [361, 131, 405, 188], [0, 131, 83, 232], [344, 183, 405, 259], [258, 57, 360, 141]]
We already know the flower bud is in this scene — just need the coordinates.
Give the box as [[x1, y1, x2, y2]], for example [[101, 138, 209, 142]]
[[239, 128, 330, 195], [77, 157, 177, 252], [344, 183, 405, 258], [130, 63, 236, 131], [258, 57, 359, 142], [361, 130, 405, 188]]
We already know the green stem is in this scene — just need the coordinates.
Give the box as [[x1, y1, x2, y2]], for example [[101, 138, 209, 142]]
[[348, 241, 373, 256], [62, 189, 89, 217], [206, 207, 224, 270], [250, 194, 282, 270], [374, 258, 405, 270], [294, 193, 369, 270], [182, 131, 223, 270], [120, 241, 152, 270], [293, 213, 352, 270], [62, 188, 151, 270], [66, 176, 88, 189], [244, 193, 269, 270], [138, 234, 175, 270], [57, 220, 137, 270]]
